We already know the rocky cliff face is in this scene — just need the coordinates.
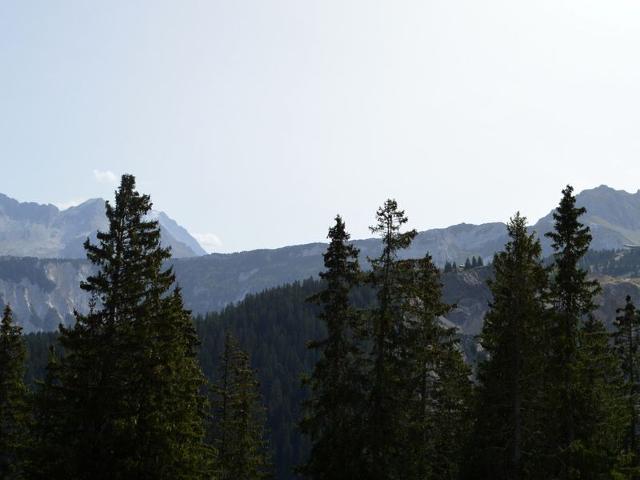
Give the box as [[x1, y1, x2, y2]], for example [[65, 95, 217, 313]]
[[0, 194, 205, 258], [0, 257, 92, 332], [3, 254, 637, 335]]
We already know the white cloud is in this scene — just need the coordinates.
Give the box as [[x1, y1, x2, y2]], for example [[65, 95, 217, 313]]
[[93, 169, 118, 185], [193, 233, 223, 253]]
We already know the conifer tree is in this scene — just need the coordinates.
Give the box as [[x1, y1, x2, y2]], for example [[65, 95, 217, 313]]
[[466, 213, 549, 480], [478, 256, 484, 267], [544, 185, 604, 478], [444, 261, 452, 273], [396, 255, 472, 479], [571, 315, 626, 477], [0, 305, 30, 479], [365, 199, 417, 479], [614, 296, 640, 470], [299, 215, 366, 479], [211, 332, 271, 480], [38, 174, 211, 479], [29, 347, 67, 480], [464, 257, 472, 270]]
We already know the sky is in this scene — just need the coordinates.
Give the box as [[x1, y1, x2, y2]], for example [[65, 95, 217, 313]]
[[2, 1, 640, 253]]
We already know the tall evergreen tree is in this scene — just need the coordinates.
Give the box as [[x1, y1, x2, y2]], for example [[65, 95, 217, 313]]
[[36, 174, 211, 479], [465, 213, 549, 480], [396, 255, 472, 480], [365, 199, 417, 479], [571, 315, 627, 478], [544, 185, 606, 478], [0, 305, 30, 479], [464, 258, 472, 270], [29, 347, 67, 480], [299, 215, 366, 479], [211, 332, 271, 480], [614, 296, 640, 472]]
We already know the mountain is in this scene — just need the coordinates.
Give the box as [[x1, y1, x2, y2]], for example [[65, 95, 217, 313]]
[[2, 184, 639, 263], [0, 194, 205, 258], [395, 185, 640, 264], [535, 185, 640, 252], [150, 210, 207, 256], [4, 185, 640, 332], [354, 221, 509, 266]]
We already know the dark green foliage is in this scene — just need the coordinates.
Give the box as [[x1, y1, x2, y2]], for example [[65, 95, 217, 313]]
[[614, 296, 640, 472], [395, 255, 472, 479], [28, 347, 67, 479], [579, 248, 640, 277], [24, 273, 481, 480], [299, 215, 366, 479], [17, 185, 640, 479], [0, 305, 30, 479], [196, 279, 329, 480], [356, 199, 472, 479], [365, 199, 417, 479], [211, 332, 271, 480], [23, 280, 327, 480], [34, 175, 211, 479], [544, 185, 619, 478], [465, 213, 549, 480], [571, 316, 627, 478], [462, 256, 484, 270], [22, 332, 58, 388]]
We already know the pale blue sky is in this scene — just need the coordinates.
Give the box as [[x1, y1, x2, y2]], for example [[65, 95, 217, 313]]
[[3, 1, 640, 253]]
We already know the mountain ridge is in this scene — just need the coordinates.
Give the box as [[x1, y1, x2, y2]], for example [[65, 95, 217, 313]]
[[0, 194, 206, 258], [3, 185, 640, 332]]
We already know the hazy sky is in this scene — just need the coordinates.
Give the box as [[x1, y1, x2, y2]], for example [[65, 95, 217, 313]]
[[2, 1, 640, 253]]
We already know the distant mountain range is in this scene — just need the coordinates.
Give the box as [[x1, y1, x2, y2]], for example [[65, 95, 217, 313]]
[[3, 185, 640, 262], [3, 184, 640, 331], [0, 194, 206, 258]]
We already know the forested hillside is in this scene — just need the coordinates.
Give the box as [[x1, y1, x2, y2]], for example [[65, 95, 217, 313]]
[[21, 269, 640, 478]]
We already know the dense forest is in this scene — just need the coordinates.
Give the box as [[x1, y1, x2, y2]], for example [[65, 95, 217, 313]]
[[3, 177, 640, 479]]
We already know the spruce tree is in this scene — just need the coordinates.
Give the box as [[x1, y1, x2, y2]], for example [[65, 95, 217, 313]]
[[299, 215, 366, 479], [365, 199, 417, 479], [211, 332, 271, 480], [464, 257, 472, 270], [396, 255, 471, 479], [38, 174, 211, 479], [544, 185, 604, 478], [466, 213, 549, 480], [571, 315, 626, 477], [29, 347, 67, 480], [614, 296, 640, 472], [0, 305, 30, 479]]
